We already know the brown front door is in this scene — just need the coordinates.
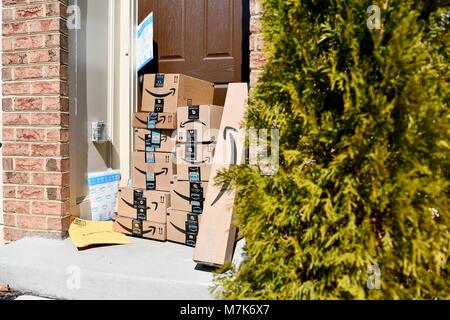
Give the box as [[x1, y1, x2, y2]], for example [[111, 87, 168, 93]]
[[139, 0, 244, 84]]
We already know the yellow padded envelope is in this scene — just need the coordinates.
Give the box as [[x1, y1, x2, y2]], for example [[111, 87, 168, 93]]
[[69, 218, 131, 249]]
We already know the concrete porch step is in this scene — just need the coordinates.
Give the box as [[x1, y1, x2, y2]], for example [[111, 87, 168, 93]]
[[0, 237, 246, 300]]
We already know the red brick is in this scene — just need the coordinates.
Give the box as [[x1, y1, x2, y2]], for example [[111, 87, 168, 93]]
[[2, 128, 15, 141], [31, 201, 69, 216], [47, 215, 71, 231], [46, 158, 69, 172], [28, 18, 60, 33], [42, 97, 67, 111], [3, 158, 14, 171], [31, 143, 69, 157], [31, 80, 61, 94], [3, 8, 14, 22], [2, 67, 13, 81], [3, 21, 27, 35], [2, 98, 13, 111], [15, 158, 45, 171], [31, 172, 69, 186], [250, 16, 261, 33], [3, 143, 30, 156], [3, 186, 16, 198], [250, 52, 267, 69], [3, 214, 16, 227], [14, 65, 43, 79], [14, 97, 42, 110], [47, 187, 70, 201], [46, 3, 67, 18], [3, 200, 30, 214], [27, 49, 60, 63], [2, 38, 13, 51], [3, 113, 30, 125], [4, 172, 30, 185], [30, 112, 68, 126], [250, 0, 263, 15], [15, 5, 45, 20], [3, 82, 30, 95], [46, 128, 69, 142], [18, 186, 45, 199], [3, 0, 28, 7], [14, 35, 43, 50], [17, 215, 46, 230], [16, 128, 46, 142], [2, 52, 27, 65]]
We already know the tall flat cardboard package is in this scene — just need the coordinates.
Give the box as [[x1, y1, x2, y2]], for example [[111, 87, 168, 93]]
[[193, 83, 248, 267]]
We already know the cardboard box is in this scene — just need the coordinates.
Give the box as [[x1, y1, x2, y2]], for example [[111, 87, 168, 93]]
[[171, 180, 209, 214], [141, 74, 214, 113], [134, 128, 176, 153], [133, 112, 177, 130], [131, 152, 175, 192], [167, 209, 202, 247], [113, 215, 166, 241], [116, 188, 170, 224], [175, 143, 215, 182], [177, 105, 223, 143], [194, 83, 249, 267]]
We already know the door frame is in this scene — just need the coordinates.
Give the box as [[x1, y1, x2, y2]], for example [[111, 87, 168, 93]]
[[115, 0, 138, 183], [115, 0, 251, 181]]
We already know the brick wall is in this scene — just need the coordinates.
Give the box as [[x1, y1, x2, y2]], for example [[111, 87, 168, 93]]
[[249, 0, 265, 87], [2, 0, 70, 241]]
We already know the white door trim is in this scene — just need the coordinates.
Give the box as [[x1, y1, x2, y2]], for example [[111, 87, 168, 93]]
[[115, 0, 137, 183]]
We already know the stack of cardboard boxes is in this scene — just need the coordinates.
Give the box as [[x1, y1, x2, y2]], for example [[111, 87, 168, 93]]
[[167, 104, 223, 247], [114, 74, 216, 245]]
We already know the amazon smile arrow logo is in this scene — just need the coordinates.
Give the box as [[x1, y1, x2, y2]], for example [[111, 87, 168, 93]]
[[174, 191, 205, 202], [121, 198, 159, 211], [135, 167, 169, 176], [137, 116, 167, 126], [211, 127, 238, 206], [182, 157, 211, 165], [116, 220, 156, 236], [180, 119, 207, 128], [145, 88, 176, 98]]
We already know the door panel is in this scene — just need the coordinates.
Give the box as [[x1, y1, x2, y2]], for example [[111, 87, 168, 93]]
[[139, 0, 243, 84]]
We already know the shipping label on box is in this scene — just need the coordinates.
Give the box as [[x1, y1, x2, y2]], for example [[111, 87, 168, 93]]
[[134, 128, 176, 153], [167, 209, 202, 247], [171, 181, 208, 214], [177, 105, 223, 143], [141, 74, 214, 114], [175, 143, 215, 182], [116, 188, 170, 224], [132, 152, 175, 192], [133, 112, 177, 130], [113, 215, 166, 241]]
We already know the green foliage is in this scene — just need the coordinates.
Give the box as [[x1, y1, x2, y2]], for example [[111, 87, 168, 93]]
[[214, 0, 450, 299]]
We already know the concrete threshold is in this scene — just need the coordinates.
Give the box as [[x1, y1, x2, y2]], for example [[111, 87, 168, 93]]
[[0, 237, 246, 300]]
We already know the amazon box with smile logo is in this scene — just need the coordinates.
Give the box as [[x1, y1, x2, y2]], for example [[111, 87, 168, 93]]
[[116, 188, 170, 224], [177, 105, 223, 143], [134, 128, 176, 153], [141, 74, 214, 114], [131, 152, 175, 192], [175, 143, 216, 182], [171, 180, 209, 214], [133, 112, 177, 130], [113, 215, 166, 241], [167, 209, 202, 247]]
